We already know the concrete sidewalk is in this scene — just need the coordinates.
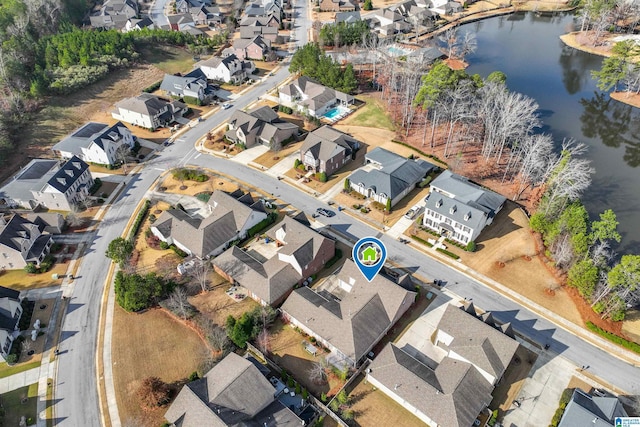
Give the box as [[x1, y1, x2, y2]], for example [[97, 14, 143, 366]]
[[0, 367, 40, 393]]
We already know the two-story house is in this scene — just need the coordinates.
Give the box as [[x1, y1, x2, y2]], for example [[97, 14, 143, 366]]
[[160, 69, 213, 104], [196, 54, 256, 84], [52, 122, 134, 166], [224, 35, 272, 61], [112, 93, 187, 130], [300, 125, 362, 176], [279, 76, 354, 118], [90, 0, 138, 30], [0, 215, 53, 270], [422, 170, 506, 244], [225, 106, 299, 148], [0, 286, 23, 362]]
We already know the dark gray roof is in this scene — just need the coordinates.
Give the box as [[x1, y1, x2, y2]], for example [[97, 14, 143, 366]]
[[425, 191, 487, 232], [52, 122, 130, 154], [350, 148, 435, 200], [558, 389, 627, 427], [369, 343, 494, 427], [335, 11, 361, 23], [0, 296, 21, 331], [165, 353, 302, 427], [160, 69, 208, 96], [46, 156, 90, 194], [0, 215, 41, 253], [0, 286, 20, 300], [114, 93, 172, 116], [281, 259, 414, 364], [0, 159, 59, 206], [430, 170, 506, 218]]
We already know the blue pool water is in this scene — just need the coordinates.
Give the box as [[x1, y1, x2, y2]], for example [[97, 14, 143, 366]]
[[322, 105, 350, 121], [388, 45, 411, 56]]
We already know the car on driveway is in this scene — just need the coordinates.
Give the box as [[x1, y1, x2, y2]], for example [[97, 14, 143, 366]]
[[316, 208, 335, 217]]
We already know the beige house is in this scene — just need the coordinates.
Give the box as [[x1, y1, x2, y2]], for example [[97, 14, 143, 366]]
[[225, 106, 298, 148]]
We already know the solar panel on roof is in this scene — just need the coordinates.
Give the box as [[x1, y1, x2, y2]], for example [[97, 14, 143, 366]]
[[19, 161, 58, 180], [71, 122, 108, 138]]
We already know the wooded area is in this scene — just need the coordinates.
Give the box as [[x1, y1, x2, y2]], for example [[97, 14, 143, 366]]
[[289, 43, 358, 93]]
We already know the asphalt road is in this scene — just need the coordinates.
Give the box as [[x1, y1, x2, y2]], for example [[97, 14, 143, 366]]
[[54, 2, 640, 426]]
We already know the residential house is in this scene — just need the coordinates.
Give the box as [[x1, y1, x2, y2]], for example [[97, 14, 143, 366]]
[[160, 69, 214, 104], [300, 125, 362, 175], [0, 215, 54, 270], [406, 46, 446, 65], [319, 0, 358, 12], [31, 156, 94, 211], [123, 16, 155, 32], [225, 106, 298, 148], [213, 214, 335, 306], [240, 15, 281, 29], [112, 93, 187, 130], [367, 8, 412, 36], [167, 13, 195, 31], [90, 0, 138, 30], [367, 303, 519, 427], [165, 353, 303, 427], [196, 54, 256, 84], [175, 0, 212, 14], [348, 147, 436, 207], [335, 11, 361, 24], [244, 0, 282, 17], [239, 25, 279, 43], [151, 190, 268, 259], [279, 76, 354, 118], [225, 35, 272, 60], [0, 286, 23, 362], [52, 122, 134, 166], [558, 388, 628, 427], [24, 213, 65, 234], [281, 258, 415, 367], [0, 157, 94, 211], [430, 0, 462, 15], [422, 170, 506, 244], [189, 5, 222, 25]]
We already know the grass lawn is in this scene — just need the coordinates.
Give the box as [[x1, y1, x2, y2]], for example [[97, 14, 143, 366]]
[[0, 263, 68, 291], [339, 95, 396, 131], [0, 361, 40, 379], [253, 141, 302, 169], [190, 285, 259, 326], [140, 45, 196, 75], [111, 306, 210, 427], [0, 383, 38, 426]]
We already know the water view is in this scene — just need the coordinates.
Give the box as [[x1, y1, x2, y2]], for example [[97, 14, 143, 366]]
[[464, 12, 640, 254]]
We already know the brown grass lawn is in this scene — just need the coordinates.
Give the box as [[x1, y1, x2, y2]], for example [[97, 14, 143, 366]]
[[189, 285, 259, 326], [622, 310, 640, 343], [346, 375, 425, 427], [112, 306, 210, 427], [490, 345, 538, 414], [405, 202, 583, 326], [269, 320, 343, 397], [159, 173, 240, 197], [253, 141, 303, 169], [0, 263, 68, 291]]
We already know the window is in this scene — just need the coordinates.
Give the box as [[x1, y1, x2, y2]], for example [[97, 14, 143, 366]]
[[444, 218, 452, 225]]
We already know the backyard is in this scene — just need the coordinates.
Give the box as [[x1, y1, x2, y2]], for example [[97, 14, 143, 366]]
[[0, 383, 38, 427], [189, 283, 259, 326], [338, 95, 396, 132], [111, 306, 210, 427]]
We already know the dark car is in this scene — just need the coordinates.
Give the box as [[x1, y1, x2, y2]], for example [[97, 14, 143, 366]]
[[316, 208, 335, 217]]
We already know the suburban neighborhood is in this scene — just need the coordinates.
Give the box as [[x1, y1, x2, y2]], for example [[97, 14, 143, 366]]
[[0, 0, 639, 426]]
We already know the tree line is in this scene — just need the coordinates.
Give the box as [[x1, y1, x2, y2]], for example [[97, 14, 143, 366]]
[[318, 20, 373, 48], [576, 0, 640, 46], [592, 40, 640, 96], [289, 43, 358, 94]]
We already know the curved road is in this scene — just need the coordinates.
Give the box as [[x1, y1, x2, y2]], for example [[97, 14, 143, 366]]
[[53, 4, 640, 427]]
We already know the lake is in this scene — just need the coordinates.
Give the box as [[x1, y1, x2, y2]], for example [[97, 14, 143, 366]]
[[464, 11, 640, 255]]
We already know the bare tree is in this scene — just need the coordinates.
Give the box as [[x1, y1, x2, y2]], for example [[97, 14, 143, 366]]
[[308, 357, 329, 384], [137, 377, 170, 409], [65, 211, 85, 228], [164, 287, 195, 320], [197, 316, 229, 351], [256, 329, 271, 354], [189, 259, 211, 293], [115, 144, 131, 174]]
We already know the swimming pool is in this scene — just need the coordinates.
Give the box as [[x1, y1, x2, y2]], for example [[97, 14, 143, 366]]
[[322, 104, 351, 122], [388, 45, 412, 57]]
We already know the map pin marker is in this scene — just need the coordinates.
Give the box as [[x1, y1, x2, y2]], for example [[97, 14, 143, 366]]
[[352, 236, 387, 282]]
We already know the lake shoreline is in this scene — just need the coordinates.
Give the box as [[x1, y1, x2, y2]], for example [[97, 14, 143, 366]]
[[560, 32, 640, 108]]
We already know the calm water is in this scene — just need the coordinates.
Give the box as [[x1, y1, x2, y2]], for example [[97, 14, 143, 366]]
[[464, 12, 640, 255]]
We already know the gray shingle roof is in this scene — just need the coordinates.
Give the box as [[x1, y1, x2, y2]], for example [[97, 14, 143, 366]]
[[301, 125, 361, 163], [369, 343, 494, 427], [114, 93, 171, 117], [558, 388, 627, 427], [350, 148, 436, 200], [0, 215, 42, 253], [52, 122, 130, 154], [280, 76, 353, 112], [281, 259, 415, 364], [430, 170, 506, 218], [0, 159, 59, 206], [436, 304, 519, 380], [335, 11, 361, 23], [165, 353, 301, 427]]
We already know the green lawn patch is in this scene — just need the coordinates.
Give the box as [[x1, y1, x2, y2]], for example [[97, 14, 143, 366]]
[[436, 247, 460, 260], [140, 45, 195, 75], [0, 383, 39, 426], [347, 96, 396, 131], [0, 361, 41, 379]]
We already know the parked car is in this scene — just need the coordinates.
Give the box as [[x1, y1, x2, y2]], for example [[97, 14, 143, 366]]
[[316, 208, 335, 217], [404, 203, 424, 220], [221, 103, 232, 109]]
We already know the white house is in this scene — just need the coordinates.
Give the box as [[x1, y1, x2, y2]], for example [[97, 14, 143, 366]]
[[112, 93, 187, 130], [196, 54, 255, 84], [0, 286, 23, 362], [278, 76, 353, 118], [52, 122, 134, 166], [422, 170, 506, 244]]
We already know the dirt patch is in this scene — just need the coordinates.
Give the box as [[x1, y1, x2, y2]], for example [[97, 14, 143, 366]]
[[559, 32, 615, 58], [347, 375, 425, 427], [622, 311, 640, 343], [112, 306, 210, 427]]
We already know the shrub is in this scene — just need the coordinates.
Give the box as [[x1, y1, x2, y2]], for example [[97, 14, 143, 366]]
[[24, 263, 37, 274], [488, 409, 498, 426], [586, 321, 640, 353], [247, 212, 277, 238], [302, 389, 309, 399], [137, 377, 171, 409], [196, 192, 212, 202], [142, 80, 162, 93], [170, 244, 188, 257], [89, 177, 102, 195], [182, 95, 203, 106], [38, 255, 55, 273], [295, 382, 301, 394], [188, 371, 199, 381], [5, 354, 17, 364], [278, 105, 293, 114], [466, 241, 476, 252], [129, 199, 151, 241], [315, 171, 328, 182], [114, 271, 176, 312], [172, 168, 209, 182], [436, 247, 460, 259], [320, 392, 328, 402], [418, 176, 432, 188], [410, 235, 433, 247], [160, 241, 169, 250], [294, 159, 302, 169]]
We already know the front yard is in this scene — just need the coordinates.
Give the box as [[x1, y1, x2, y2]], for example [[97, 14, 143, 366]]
[[0, 383, 39, 427], [0, 264, 68, 291], [253, 140, 303, 169], [158, 173, 240, 197]]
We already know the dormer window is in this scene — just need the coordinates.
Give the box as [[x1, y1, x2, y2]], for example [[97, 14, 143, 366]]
[[57, 178, 66, 185], [65, 170, 74, 177], [449, 205, 457, 214], [436, 199, 443, 208], [464, 212, 471, 221]]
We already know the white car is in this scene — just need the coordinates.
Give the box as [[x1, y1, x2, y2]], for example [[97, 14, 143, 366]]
[[221, 103, 232, 109], [404, 204, 424, 220]]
